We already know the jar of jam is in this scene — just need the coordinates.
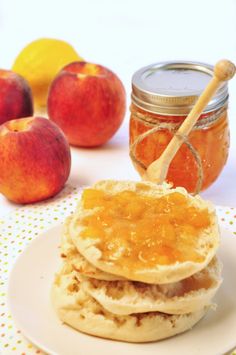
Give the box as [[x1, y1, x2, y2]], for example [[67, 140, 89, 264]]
[[130, 61, 229, 193]]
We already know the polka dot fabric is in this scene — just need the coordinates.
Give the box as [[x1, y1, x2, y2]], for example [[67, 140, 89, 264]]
[[0, 184, 82, 354], [0, 195, 236, 354]]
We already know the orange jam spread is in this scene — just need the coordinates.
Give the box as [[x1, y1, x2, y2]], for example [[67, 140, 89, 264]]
[[80, 188, 211, 268]]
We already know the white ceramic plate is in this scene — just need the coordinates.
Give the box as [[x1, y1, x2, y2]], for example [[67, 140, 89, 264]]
[[8, 225, 236, 355]]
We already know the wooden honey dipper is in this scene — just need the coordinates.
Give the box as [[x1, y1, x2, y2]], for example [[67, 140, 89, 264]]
[[143, 59, 236, 186]]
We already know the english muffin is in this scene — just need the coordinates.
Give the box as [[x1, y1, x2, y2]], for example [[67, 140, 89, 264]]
[[80, 257, 222, 315], [51, 263, 208, 343], [68, 180, 220, 284]]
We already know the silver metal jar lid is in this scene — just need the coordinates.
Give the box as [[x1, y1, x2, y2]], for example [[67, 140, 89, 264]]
[[131, 61, 228, 115]]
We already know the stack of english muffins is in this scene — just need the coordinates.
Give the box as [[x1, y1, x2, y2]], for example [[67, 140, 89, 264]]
[[51, 180, 222, 342]]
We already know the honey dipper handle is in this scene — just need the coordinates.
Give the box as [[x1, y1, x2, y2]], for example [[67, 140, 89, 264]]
[[145, 59, 236, 185]]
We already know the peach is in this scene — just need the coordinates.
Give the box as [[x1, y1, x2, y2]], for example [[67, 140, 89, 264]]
[[47, 62, 126, 147], [0, 117, 71, 203], [0, 69, 33, 124]]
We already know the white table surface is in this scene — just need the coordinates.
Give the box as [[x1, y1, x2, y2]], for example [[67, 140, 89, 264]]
[[0, 0, 236, 217]]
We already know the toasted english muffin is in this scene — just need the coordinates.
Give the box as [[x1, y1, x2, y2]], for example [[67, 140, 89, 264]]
[[69, 180, 220, 284], [80, 257, 222, 315], [61, 216, 125, 281], [51, 263, 208, 343]]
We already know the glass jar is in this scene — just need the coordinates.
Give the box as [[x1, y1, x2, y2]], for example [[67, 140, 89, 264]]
[[130, 61, 229, 193]]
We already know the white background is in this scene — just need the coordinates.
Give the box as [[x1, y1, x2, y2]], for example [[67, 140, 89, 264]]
[[0, 0, 236, 215]]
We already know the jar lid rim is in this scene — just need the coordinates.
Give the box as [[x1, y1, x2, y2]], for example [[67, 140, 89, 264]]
[[131, 61, 228, 114]]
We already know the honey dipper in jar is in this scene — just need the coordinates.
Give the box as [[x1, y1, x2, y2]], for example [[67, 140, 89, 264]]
[[51, 60, 234, 342], [130, 60, 235, 193]]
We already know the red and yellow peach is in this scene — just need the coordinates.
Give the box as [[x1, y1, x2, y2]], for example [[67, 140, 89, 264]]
[[47, 62, 126, 147], [0, 116, 71, 203], [0, 69, 33, 124]]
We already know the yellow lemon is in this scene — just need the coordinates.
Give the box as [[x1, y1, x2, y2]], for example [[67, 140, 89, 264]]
[[12, 38, 83, 112]]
